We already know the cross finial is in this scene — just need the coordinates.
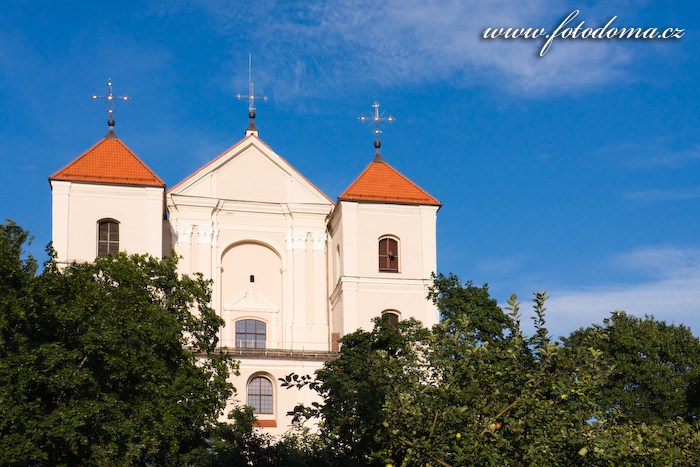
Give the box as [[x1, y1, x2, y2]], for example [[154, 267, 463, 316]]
[[92, 79, 129, 136], [359, 101, 395, 157], [236, 55, 268, 137]]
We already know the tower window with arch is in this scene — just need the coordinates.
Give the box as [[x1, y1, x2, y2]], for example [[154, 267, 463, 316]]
[[382, 310, 400, 325], [236, 319, 266, 349], [378, 237, 399, 272], [247, 375, 273, 414], [97, 219, 120, 257]]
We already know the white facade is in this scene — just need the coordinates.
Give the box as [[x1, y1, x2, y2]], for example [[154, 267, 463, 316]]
[[50, 126, 440, 434], [329, 201, 440, 336], [50, 181, 165, 265]]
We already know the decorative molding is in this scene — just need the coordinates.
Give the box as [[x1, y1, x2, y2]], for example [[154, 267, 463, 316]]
[[197, 226, 218, 246], [172, 224, 193, 244], [285, 231, 307, 251], [311, 232, 327, 252]]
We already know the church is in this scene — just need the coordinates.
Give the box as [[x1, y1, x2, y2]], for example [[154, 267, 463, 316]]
[[48, 89, 441, 434]]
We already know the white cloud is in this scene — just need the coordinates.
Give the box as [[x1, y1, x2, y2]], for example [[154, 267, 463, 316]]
[[623, 187, 700, 202], [620, 144, 700, 169], [605, 141, 700, 169], [529, 247, 700, 338], [545, 275, 700, 338], [175, 1, 641, 97], [613, 246, 700, 278]]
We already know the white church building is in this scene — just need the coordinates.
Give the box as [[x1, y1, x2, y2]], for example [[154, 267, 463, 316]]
[[48, 106, 441, 434]]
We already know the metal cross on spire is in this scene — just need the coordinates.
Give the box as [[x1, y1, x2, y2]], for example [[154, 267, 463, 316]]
[[359, 101, 395, 158], [92, 79, 129, 134], [236, 55, 268, 136]]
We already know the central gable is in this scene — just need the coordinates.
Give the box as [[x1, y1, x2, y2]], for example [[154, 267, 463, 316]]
[[169, 135, 333, 206]]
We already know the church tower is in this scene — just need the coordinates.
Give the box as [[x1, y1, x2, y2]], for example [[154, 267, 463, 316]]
[[48, 84, 166, 266], [328, 104, 441, 336]]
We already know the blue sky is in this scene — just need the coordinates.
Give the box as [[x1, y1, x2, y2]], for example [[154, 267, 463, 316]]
[[1, 1, 699, 338]]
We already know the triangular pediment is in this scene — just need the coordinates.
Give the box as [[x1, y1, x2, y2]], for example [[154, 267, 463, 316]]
[[226, 288, 278, 313], [169, 134, 332, 206]]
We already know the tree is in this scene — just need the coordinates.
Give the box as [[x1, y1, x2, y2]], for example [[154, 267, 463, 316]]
[[428, 273, 514, 343], [283, 318, 433, 465], [0, 221, 238, 465], [204, 410, 334, 467], [374, 292, 611, 466], [563, 311, 700, 423], [285, 279, 609, 465], [283, 275, 700, 466]]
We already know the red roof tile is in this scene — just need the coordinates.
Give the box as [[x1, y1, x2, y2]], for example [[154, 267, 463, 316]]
[[338, 155, 441, 206], [49, 132, 165, 187]]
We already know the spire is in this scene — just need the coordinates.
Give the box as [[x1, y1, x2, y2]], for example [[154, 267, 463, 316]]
[[92, 79, 129, 137], [236, 55, 268, 137], [359, 101, 395, 158], [373, 139, 383, 162], [345, 101, 439, 206]]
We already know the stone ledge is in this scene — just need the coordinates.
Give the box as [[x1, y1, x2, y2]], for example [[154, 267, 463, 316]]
[[201, 347, 340, 361]]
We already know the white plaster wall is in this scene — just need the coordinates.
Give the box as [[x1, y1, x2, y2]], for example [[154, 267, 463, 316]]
[[220, 241, 283, 348], [50, 180, 164, 265], [229, 357, 326, 436], [167, 137, 334, 354], [169, 202, 332, 352], [330, 201, 440, 334]]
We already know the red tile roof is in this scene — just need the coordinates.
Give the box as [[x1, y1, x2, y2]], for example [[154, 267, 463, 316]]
[[49, 131, 165, 187], [338, 154, 441, 206]]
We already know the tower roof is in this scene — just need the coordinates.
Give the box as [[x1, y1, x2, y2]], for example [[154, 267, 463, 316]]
[[49, 132, 165, 187], [338, 155, 441, 206]]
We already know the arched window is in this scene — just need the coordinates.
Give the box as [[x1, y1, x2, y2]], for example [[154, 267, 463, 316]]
[[97, 219, 119, 257], [247, 376, 273, 414], [378, 237, 399, 272], [382, 310, 400, 325], [236, 319, 266, 349]]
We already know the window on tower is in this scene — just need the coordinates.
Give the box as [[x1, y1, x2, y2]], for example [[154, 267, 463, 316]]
[[378, 237, 399, 272], [247, 375, 273, 414], [235, 319, 267, 349], [97, 219, 120, 257], [382, 310, 400, 325]]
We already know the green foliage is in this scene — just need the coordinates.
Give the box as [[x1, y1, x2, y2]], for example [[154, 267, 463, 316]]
[[284, 274, 700, 466], [575, 419, 700, 466], [372, 292, 609, 466], [0, 221, 238, 465], [564, 311, 700, 423], [320, 319, 432, 465], [198, 406, 335, 466], [5, 219, 699, 465], [428, 272, 514, 343]]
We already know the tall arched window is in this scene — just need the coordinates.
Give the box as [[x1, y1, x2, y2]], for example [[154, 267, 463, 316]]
[[97, 219, 119, 257], [247, 376, 273, 414], [378, 237, 399, 272], [236, 319, 266, 349]]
